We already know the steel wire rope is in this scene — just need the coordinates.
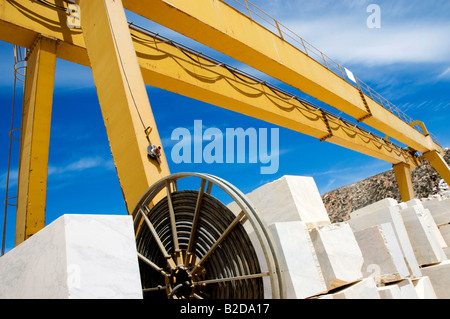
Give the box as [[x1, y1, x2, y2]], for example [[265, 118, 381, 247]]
[[1, 46, 26, 256], [35, 0, 67, 11], [133, 173, 284, 299], [103, 2, 150, 137], [123, 21, 421, 164]]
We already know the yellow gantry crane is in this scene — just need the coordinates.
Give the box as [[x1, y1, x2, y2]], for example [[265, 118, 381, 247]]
[[1, 0, 449, 268]]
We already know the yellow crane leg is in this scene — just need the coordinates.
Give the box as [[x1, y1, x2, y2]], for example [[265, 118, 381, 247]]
[[15, 36, 57, 246], [393, 162, 415, 203], [76, 0, 170, 213], [423, 151, 450, 187]]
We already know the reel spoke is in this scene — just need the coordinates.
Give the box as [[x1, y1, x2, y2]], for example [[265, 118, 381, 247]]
[[133, 173, 285, 299]]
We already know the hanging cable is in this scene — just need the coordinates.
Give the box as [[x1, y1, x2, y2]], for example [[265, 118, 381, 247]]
[[34, 0, 67, 11], [1, 46, 25, 256]]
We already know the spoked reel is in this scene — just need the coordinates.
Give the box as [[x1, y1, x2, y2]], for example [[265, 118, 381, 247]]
[[132, 173, 286, 299]]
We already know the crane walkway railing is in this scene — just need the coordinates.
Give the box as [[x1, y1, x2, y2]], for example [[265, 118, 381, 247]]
[[222, 0, 441, 146]]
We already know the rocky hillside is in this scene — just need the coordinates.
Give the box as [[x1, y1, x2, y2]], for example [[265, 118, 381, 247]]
[[322, 149, 450, 223]]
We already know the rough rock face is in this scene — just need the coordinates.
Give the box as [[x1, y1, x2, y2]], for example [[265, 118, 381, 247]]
[[322, 149, 450, 223]]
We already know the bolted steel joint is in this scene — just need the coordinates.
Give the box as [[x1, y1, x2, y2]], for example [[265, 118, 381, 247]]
[[147, 144, 162, 161]]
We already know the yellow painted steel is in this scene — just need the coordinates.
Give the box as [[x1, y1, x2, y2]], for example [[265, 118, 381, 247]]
[[393, 162, 415, 203], [129, 27, 419, 168], [0, 2, 418, 168], [423, 151, 450, 187], [0, 0, 449, 244], [15, 36, 57, 246], [121, 0, 443, 156], [76, 0, 170, 213]]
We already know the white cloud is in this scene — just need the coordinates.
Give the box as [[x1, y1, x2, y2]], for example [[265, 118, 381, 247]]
[[438, 67, 450, 80], [284, 17, 450, 66], [48, 157, 115, 177], [0, 169, 18, 191]]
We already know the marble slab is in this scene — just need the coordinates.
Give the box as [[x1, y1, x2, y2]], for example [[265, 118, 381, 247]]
[[423, 198, 450, 227], [232, 176, 331, 229], [354, 223, 409, 284], [0, 214, 142, 299], [421, 260, 450, 299], [309, 222, 363, 291], [348, 206, 422, 278], [412, 276, 438, 299], [400, 207, 446, 266], [269, 221, 327, 299], [331, 278, 381, 299]]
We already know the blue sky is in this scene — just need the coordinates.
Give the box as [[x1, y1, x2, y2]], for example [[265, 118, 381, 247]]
[[1, 0, 450, 252]]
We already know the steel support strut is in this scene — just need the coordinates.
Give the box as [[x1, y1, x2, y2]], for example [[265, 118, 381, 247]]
[[15, 36, 57, 246], [76, 0, 170, 213], [393, 162, 415, 203]]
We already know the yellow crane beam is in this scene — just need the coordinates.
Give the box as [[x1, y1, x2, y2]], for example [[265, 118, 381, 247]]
[[0, 0, 419, 169], [129, 26, 418, 168], [76, 0, 171, 213], [15, 36, 57, 246], [121, 0, 442, 156], [0, 0, 448, 208]]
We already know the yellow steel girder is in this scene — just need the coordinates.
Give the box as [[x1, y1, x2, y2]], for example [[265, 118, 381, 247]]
[[76, 0, 170, 213], [393, 162, 415, 203], [15, 36, 57, 246], [0, 0, 420, 168], [121, 0, 442, 156], [2, 0, 450, 219]]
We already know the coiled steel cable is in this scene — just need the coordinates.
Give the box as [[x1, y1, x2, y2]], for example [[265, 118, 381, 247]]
[[133, 173, 286, 300]]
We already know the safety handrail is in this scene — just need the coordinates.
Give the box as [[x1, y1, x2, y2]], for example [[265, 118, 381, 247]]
[[221, 0, 440, 146]]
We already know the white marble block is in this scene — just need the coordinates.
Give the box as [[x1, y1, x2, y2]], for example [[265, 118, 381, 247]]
[[348, 206, 422, 278], [0, 215, 143, 299], [331, 278, 381, 299], [444, 247, 450, 259], [238, 176, 331, 229], [395, 279, 420, 299], [423, 198, 450, 226], [351, 198, 398, 219], [405, 200, 447, 249], [412, 277, 438, 299], [421, 260, 450, 299], [354, 223, 409, 284], [378, 285, 403, 299], [400, 206, 446, 266], [439, 223, 450, 246], [309, 223, 363, 291], [269, 222, 327, 299]]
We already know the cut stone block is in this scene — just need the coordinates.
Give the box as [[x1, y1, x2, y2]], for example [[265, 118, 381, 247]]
[[233, 176, 330, 229], [332, 278, 381, 299], [405, 200, 447, 249], [350, 198, 398, 219], [309, 223, 364, 291], [0, 215, 142, 299], [378, 285, 403, 299], [396, 279, 420, 299], [420, 260, 450, 299], [400, 206, 446, 266], [422, 198, 450, 226], [412, 277, 438, 299], [348, 206, 422, 278], [439, 223, 450, 246], [444, 247, 450, 259], [269, 222, 327, 299], [354, 223, 409, 284]]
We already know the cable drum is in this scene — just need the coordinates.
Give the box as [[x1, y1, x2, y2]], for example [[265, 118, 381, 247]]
[[132, 173, 286, 299]]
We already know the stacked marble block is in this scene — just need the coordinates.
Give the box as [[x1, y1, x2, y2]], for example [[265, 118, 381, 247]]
[[0, 215, 143, 299], [236, 176, 450, 299], [231, 176, 378, 299]]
